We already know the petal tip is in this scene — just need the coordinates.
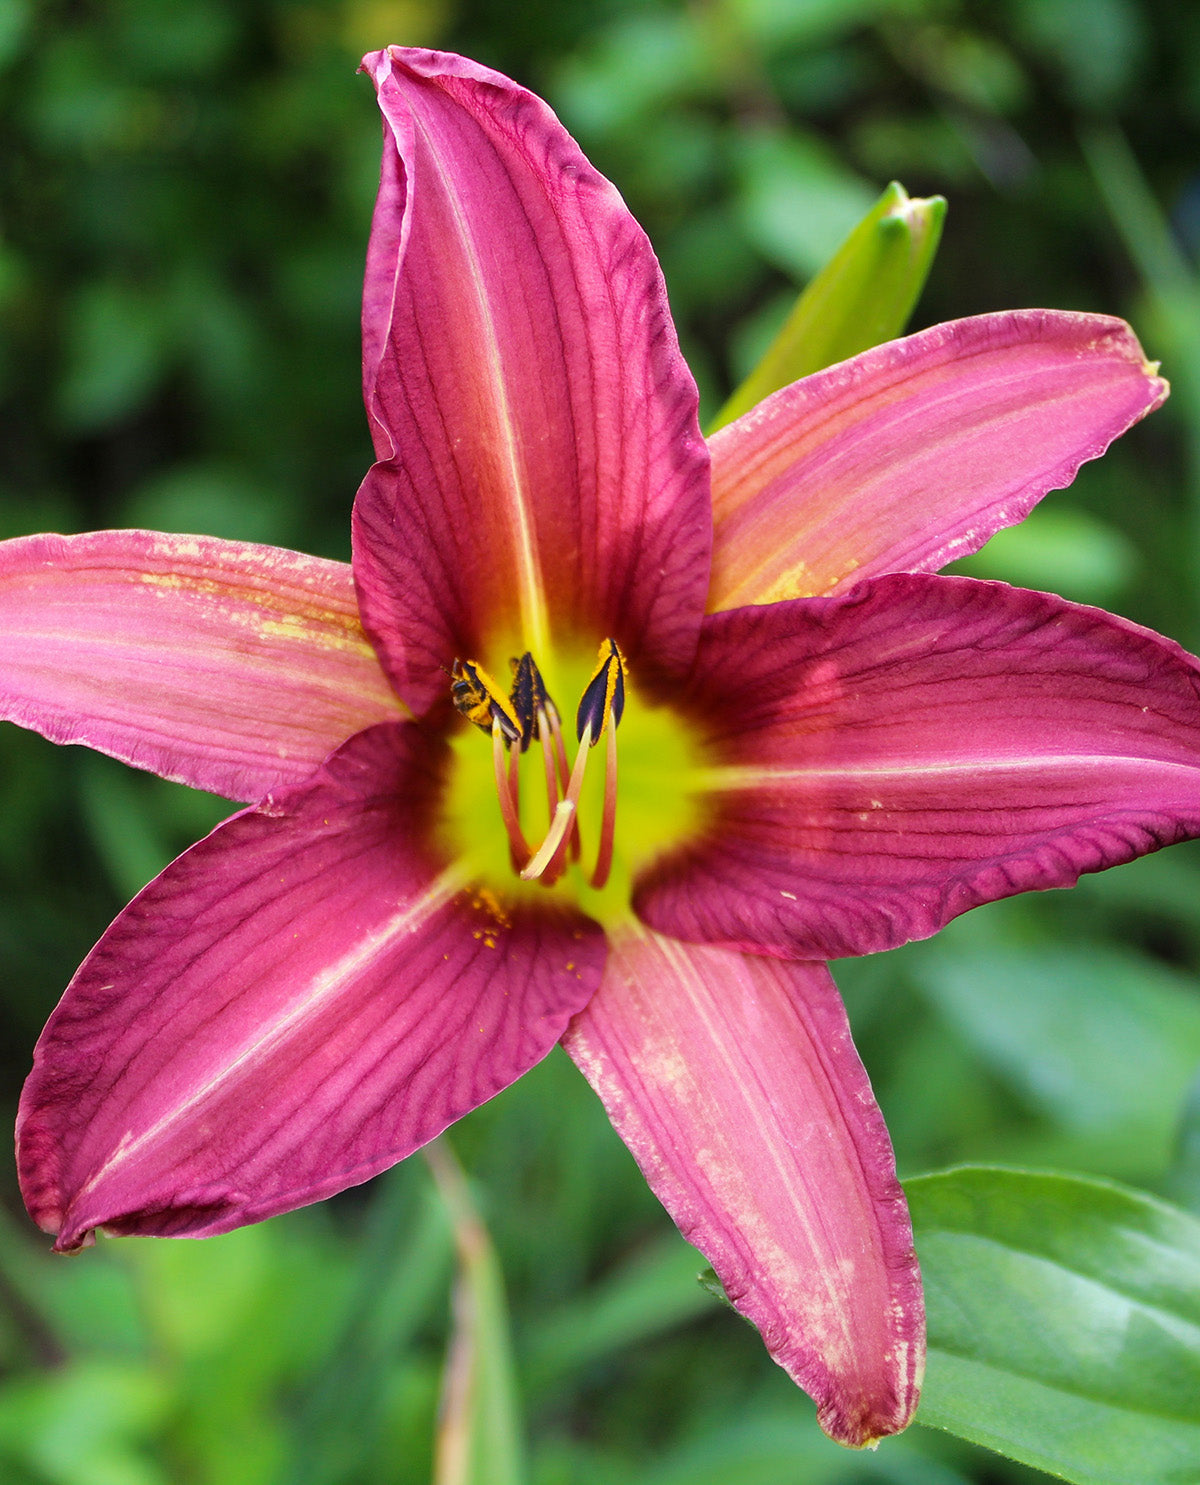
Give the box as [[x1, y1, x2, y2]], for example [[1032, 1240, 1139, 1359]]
[[1147, 365, 1170, 406], [358, 47, 389, 81], [811, 1342, 923, 1448]]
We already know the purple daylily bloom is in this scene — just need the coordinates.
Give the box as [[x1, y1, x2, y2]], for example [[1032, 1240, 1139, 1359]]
[[2, 46, 1195, 1449]]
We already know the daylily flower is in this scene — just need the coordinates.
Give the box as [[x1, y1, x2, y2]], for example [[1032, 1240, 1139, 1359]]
[[3, 46, 1197, 1450]]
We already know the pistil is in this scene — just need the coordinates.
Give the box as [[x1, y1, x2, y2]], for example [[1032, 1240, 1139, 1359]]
[[521, 720, 593, 882], [536, 716, 558, 829], [541, 703, 579, 860]]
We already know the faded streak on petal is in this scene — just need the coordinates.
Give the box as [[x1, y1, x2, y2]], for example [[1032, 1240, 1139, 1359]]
[[17, 723, 606, 1250], [707, 311, 1167, 610], [379, 94, 551, 658], [69, 870, 464, 1210], [354, 48, 711, 710], [637, 575, 1200, 959], [0, 531, 403, 802], [564, 926, 923, 1447]]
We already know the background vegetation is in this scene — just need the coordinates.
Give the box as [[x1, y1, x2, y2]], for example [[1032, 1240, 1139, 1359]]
[[1, 0, 1198, 1480]]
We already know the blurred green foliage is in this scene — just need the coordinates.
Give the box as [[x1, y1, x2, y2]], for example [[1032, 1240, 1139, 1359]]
[[2, 0, 1200, 1480]]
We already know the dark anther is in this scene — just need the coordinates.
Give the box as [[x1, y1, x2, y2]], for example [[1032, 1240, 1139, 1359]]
[[450, 658, 522, 745], [576, 639, 626, 745], [508, 652, 559, 752]]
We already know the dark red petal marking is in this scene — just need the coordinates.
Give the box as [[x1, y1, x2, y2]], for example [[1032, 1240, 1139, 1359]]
[[352, 48, 711, 712], [18, 722, 604, 1250], [636, 574, 1200, 959]]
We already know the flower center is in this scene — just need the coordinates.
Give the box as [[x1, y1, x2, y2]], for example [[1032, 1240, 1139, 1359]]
[[438, 639, 700, 922]]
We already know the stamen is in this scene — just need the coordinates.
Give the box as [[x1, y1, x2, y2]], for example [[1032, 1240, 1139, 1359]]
[[450, 641, 627, 889], [507, 739, 520, 816], [509, 652, 559, 753], [545, 704, 570, 795], [536, 706, 558, 827], [589, 716, 618, 890], [492, 719, 530, 869], [452, 659, 521, 745], [522, 721, 593, 881], [576, 639, 626, 744]]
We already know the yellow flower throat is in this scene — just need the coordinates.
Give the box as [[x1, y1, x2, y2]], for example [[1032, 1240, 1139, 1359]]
[[439, 638, 701, 925]]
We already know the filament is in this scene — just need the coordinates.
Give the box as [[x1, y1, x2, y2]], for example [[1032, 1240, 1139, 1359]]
[[589, 717, 618, 891], [536, 707, 558, 828], [492, 720, 530, 870]]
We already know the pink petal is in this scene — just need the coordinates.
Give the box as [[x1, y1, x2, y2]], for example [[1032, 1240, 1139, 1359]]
[[563, 926, 923, 1447], [353, 48, 711, 711], [0, 531, 404, 802], [636, 574, 1200, 959], [707, 311, 1167, 610], [17, 722, 605, 1251]]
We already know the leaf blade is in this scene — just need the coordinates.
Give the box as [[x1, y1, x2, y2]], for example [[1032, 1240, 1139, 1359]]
[[909, 1167, 1200, 1485]]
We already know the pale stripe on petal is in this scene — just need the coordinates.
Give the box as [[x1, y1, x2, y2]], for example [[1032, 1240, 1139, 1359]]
[[353, 48, 711, 710], [0, 530, 403, 802], [71, 864, 467, 1209], [637, 576, 1200, 959], [564, 925, 923, 1447], [17, 724, 607, 1249], [708, 311, 1166, 610]]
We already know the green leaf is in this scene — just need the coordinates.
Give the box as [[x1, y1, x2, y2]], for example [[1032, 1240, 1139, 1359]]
[[729, 0, 910, 51], [712, 180, 944, 430], [1013, 0, 1145, 108], [638, 1413, 973, 1485], [1080, 123, 1200, 643], [56, 281, 166, 432], [1166, 1072, 1200, 1217], [0, 0, 30, 71], [734, 129, 878, 285], [0, 1359, 171, 1485], [908, 1166, 1200, 1485], [695, 1265, 738, 1313], [121, 463, 295, 547]]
